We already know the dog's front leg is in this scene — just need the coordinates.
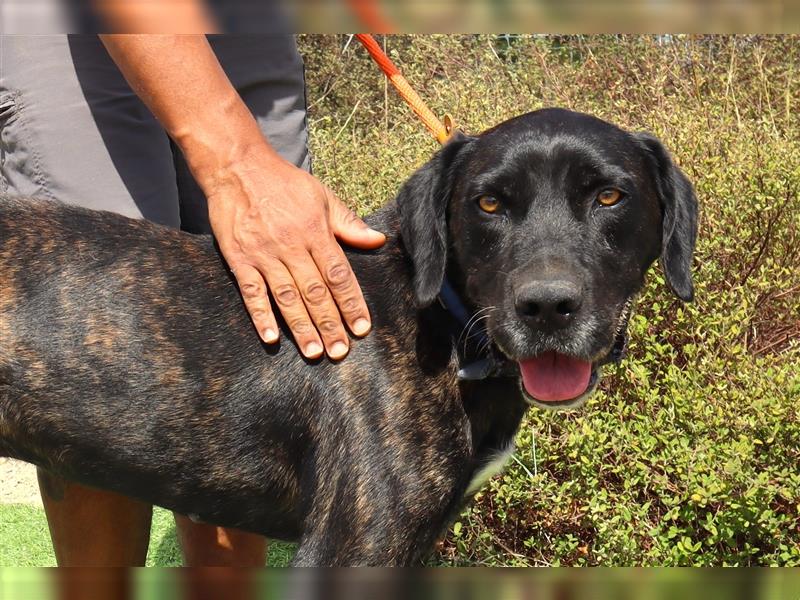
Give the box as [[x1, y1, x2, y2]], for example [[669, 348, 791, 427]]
[[291, 472, 461, 566], [291, 521, 426, 567]]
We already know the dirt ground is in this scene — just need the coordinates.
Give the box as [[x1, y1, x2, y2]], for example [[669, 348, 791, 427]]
[[0, 458, 43, 507]]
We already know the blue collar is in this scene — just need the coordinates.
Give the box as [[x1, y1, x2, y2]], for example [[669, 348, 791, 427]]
[[437, 279, 516, 381]]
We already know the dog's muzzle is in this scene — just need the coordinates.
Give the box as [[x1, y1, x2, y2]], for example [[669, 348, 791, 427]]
[[519, 323, 629, 410]]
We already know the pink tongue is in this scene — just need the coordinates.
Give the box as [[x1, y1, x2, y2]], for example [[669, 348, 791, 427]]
[[519, 352, 592, 402]]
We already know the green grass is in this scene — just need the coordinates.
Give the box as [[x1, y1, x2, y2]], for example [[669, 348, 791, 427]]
[[0, 505, 296, 566], [0, 505, 54, 567]]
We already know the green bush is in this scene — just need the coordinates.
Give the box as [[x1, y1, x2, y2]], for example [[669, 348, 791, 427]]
[[298, 34, 800, 566]]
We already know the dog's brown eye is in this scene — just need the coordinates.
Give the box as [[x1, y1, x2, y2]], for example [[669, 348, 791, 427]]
[[597, 189, 623, 206], [478, 196, 500, 213]]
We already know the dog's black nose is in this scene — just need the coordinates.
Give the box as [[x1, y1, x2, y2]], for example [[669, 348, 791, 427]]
[[515, 280, 583, 330]]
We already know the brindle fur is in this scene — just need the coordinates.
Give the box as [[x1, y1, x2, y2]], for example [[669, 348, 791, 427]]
[[0, 109, 697, 565]]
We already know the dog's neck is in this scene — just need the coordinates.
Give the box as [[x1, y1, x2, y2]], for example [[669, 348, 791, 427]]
[[345, 200, 528, 457], [437, 279, 517, 381], [355, 201, 516, 382]]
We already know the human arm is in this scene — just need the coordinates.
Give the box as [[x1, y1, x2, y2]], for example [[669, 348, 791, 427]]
[[99, 34, 386, 360]]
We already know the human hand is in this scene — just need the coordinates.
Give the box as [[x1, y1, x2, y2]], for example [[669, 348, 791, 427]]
[[98, 36, 385, 359], [206, 145, 386, 360]]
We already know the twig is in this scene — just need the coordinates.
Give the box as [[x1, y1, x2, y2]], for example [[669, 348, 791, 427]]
[[754, 42, 780, 137], [342, 34, 354, 54], [771, 284, 800, 301], [755, 333, 793, 356], [725, 38, 742, 130], [487, 35, 501, 62], [383, 35, 389, 134], [333, 97, 362, 143], [785, 53, 795, 129], [511, 453, 536, 481]]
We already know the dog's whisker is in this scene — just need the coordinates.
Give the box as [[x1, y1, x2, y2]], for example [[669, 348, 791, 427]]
[[464, 316, 494, 355], [476, 333, 494, 357], [462, 315, 490, 353], [457, 306, 495, 350], [461, 309, 496, 352], [464, 316, 489, 340]]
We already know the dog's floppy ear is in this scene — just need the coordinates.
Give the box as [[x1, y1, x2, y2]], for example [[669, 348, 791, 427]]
[[396, 131, 475, 307], [634, 132, 699, 302]]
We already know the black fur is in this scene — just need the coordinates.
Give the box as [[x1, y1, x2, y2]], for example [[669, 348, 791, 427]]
[[397, 131, 476, 307], [633, 132, 698, 301]]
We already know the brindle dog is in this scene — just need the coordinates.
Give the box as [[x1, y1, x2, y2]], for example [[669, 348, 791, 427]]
[[0, 108, 697, 565]]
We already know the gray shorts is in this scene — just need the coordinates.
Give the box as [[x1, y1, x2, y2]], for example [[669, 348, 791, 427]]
[[0, 34, 309, 234]]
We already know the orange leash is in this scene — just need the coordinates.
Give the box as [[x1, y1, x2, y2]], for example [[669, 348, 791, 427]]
[[354, 34, 454, 145]]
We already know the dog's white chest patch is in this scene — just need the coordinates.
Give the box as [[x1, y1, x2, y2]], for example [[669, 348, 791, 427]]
[[466, 442, 516, 496]]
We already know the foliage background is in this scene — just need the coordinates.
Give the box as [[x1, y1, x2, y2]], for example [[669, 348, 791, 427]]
[[299, 34, 799, 566], [1, 34, 798, 567]]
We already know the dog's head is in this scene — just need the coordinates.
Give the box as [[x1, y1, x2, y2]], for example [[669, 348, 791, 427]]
[[397, 108, 698, 409]]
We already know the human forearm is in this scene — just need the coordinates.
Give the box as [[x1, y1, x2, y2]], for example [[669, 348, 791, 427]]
[[99, 34, 386, 360], [99, 34, 283, 192]]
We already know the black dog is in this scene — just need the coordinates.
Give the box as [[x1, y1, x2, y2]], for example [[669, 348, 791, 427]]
[[0, 108, 697, 565]]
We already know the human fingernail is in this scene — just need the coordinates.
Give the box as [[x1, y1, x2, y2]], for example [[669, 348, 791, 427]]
[[352, 318, 370, 336], [263, 328, 278, 343], [330, 342, 348, 358], [305, 342, 323, 357]]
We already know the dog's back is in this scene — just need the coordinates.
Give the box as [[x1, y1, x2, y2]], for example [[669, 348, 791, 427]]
[[0, 196, 479, 553], [0, 198, 315, 536]]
